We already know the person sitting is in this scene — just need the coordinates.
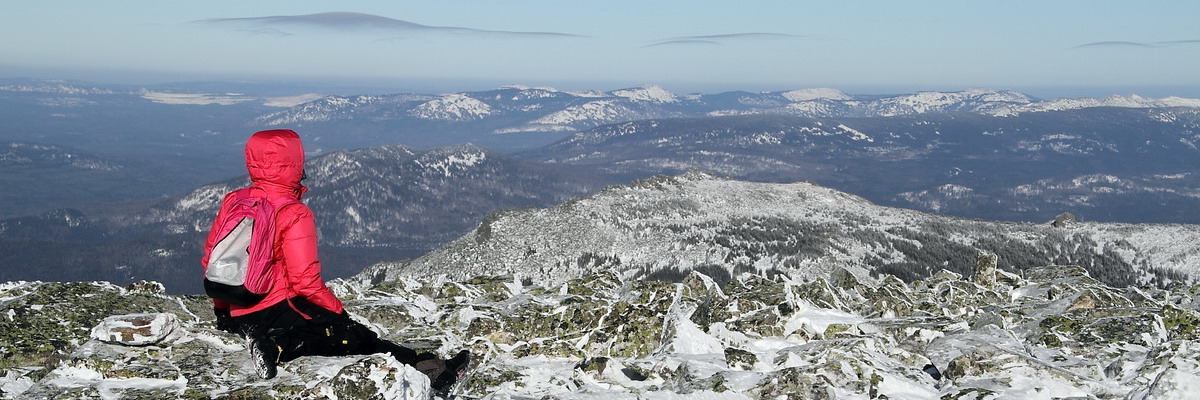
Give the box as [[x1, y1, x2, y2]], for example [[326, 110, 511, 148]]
[[202, 129, 469, 391]]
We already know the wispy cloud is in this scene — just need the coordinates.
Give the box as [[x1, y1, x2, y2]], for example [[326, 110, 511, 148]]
[[1074, 39, 1200, 49], [193, 12, 582, 38], [1156, 39, 1200, 45], [1075, 41, 1157, 48], [240, 27, 294, 37], [643, 39, 722, 48], [665, 33, 802, 41], [646, 32, 801, 48]]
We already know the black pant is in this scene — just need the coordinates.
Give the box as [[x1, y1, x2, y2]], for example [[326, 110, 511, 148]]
[[232, 297, 432, 366]]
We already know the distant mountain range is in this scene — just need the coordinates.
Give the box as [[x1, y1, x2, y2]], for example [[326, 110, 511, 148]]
[[253, 84, 1200, 136], [522, 108, 1200, 223], [9, 77, 1200, 154], [4, 78, 1200, 293]]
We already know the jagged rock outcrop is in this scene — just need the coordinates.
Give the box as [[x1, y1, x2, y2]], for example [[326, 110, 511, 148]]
[[1052, 212, 1079, 228], [3, 261, 1198, 398]]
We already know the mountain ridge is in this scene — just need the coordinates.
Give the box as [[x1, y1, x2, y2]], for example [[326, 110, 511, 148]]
[[364, 171, 1198, 291]]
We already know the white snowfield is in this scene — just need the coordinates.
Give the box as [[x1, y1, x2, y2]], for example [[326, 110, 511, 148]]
[[139, 91, 255, 106]]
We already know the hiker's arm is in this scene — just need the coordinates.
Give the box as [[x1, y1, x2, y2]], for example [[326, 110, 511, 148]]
[[279, 205, 345, 314]]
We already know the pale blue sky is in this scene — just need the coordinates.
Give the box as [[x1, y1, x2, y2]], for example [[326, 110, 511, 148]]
[[2, 1, 1199, 96]]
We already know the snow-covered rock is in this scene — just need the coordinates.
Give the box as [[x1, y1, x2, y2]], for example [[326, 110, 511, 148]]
[[89, 313, 181, 346]]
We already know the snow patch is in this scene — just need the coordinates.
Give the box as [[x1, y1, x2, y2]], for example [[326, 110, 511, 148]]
[[836, 124, 873, 141]]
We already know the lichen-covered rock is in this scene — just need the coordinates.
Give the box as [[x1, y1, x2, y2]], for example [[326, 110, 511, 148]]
[[1163, 306, 1200, 341], [21, 333, 432, 400], [0, 281, 205, 377], [751, 367, 838, 399], [972, 252, 998, 288], [724, 347, 757, 370], [316, 355, 431, 400], [3, 261, 1199, 399]]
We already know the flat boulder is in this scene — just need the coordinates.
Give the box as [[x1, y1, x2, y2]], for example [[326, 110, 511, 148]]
[[89, 313, 181, 346]]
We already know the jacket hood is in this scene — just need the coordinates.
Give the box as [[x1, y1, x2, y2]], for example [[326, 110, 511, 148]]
[[245, 129, 307, 197]]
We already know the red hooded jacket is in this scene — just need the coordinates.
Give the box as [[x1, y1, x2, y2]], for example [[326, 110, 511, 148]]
[[202, 129, 344, 317]]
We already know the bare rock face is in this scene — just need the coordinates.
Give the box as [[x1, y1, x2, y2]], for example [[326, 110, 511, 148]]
[[89, 313, 180, 346]]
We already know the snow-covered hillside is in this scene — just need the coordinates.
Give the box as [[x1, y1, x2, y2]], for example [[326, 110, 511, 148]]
[[373, 171, 1200, 289], [991, 94, 1200, 116], [609, 84, 679, 103], [410, 94, 494, 121], [254, 94, 433, 125]]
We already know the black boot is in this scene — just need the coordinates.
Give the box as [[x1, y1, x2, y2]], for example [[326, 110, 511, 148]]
[[248, 335, 280, 379], [431, 350, 471, 393]]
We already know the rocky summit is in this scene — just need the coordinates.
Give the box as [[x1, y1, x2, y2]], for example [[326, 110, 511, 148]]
[[3, 256, 1200, 399]]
